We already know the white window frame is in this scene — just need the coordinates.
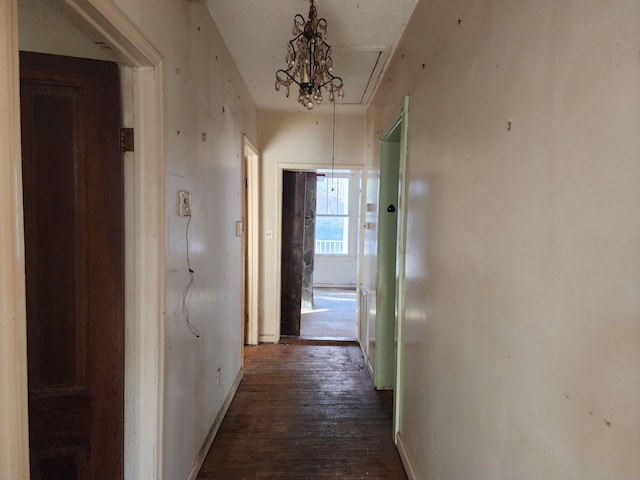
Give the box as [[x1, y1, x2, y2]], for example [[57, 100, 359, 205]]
[[315, 171, 358, 257]]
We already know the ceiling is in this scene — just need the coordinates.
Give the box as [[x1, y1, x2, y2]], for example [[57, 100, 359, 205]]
[[205, 0, 418, 114]]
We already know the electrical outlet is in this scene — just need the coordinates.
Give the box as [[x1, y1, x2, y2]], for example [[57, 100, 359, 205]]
[[178, 191, 191, 216]]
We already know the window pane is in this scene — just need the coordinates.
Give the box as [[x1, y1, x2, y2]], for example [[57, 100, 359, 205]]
[[316, 177, 349, 215], [315, 216, 349, 255], [316, 177, 328, 214]]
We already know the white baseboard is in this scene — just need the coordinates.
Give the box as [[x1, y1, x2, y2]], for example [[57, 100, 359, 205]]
[[186, 368, 244, 480], [359, 343, 374, 380], [313, 283, 357, 289], [397, 432, 418, 480]]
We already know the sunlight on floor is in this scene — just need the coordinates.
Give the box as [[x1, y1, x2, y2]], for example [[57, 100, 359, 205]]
[[300, 287, 356, 339]]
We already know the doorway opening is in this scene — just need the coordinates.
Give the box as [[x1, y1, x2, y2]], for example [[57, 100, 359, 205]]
[[6, 0, 166, 477], [375, 97, 409, 441], [242, 136, 260, 346], [279, 168, 362, 341]]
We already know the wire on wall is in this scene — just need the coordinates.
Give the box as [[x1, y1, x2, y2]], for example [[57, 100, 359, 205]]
[[182, 214, 200, 338], [331, 96, 336, 192]]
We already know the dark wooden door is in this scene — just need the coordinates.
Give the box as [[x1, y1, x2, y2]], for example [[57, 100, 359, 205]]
[[280, 170, 306, 336], [20, 52, 124, 480]]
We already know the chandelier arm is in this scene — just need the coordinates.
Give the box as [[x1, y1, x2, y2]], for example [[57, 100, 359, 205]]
[[287, 37, 299, 63], [318, 75, 343, 90], [275, 33, 304, 79], [287, 34, 302, 59], [276, 69, 299, 86]]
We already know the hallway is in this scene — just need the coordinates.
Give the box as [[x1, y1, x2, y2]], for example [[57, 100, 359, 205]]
[[197, 344, 407, 479]]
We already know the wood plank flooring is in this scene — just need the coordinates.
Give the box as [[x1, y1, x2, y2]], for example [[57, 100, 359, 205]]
[[197, 344, 408, 480]]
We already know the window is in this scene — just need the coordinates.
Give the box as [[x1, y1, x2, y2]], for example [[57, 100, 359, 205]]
[[315, 173, 353, 255]]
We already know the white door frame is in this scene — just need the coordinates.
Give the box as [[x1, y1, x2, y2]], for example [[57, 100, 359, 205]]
[[243, 135, 260, 346], [389, 97, 410, 442], [273, 162, 364, 342], [0, 3, 30, 478], [0, 1, 166, 478], [377, 96, 410, 441]]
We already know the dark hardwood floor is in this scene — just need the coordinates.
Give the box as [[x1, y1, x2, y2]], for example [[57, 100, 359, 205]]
[[197, 343, 408, 480]]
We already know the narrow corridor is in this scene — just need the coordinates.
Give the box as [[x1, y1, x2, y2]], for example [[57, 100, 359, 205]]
[[197, 344, 408, 479]]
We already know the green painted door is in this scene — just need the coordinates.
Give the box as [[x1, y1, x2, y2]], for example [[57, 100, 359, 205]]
[[375, 139, 400, 389]]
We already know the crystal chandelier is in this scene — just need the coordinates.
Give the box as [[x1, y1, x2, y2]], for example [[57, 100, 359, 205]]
[[275, 0, 344, 110]]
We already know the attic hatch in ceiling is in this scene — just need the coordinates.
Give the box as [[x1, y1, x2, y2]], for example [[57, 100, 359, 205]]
[[331, 47, 389, 105]]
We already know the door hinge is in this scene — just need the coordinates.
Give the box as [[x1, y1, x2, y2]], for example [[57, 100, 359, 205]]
[[120, 128, 134, 152]]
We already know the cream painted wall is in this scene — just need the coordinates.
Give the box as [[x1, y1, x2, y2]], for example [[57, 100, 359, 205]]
[[314, 257, 358, 287], [18, 0, 113, 60], [107, 1, 258, 478], [359, 108, 385, 376], [258, 111, 365, 341], [365, 0, 640, 479]]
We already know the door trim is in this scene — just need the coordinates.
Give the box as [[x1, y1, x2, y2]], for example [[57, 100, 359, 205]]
[[243, 136, 260, 346], [1, 1, 166, 478], [0, 2, 30, 478], [379, 96, 410, 442], [273, 162, 364, 343]]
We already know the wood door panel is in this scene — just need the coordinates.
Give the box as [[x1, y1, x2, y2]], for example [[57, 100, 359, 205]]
[[33, 446, 89, 480], [21, 51, 124, 480], [26, 394, 91, 446], [23, 86, 89, 395], [281, 170, 306, 336]]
